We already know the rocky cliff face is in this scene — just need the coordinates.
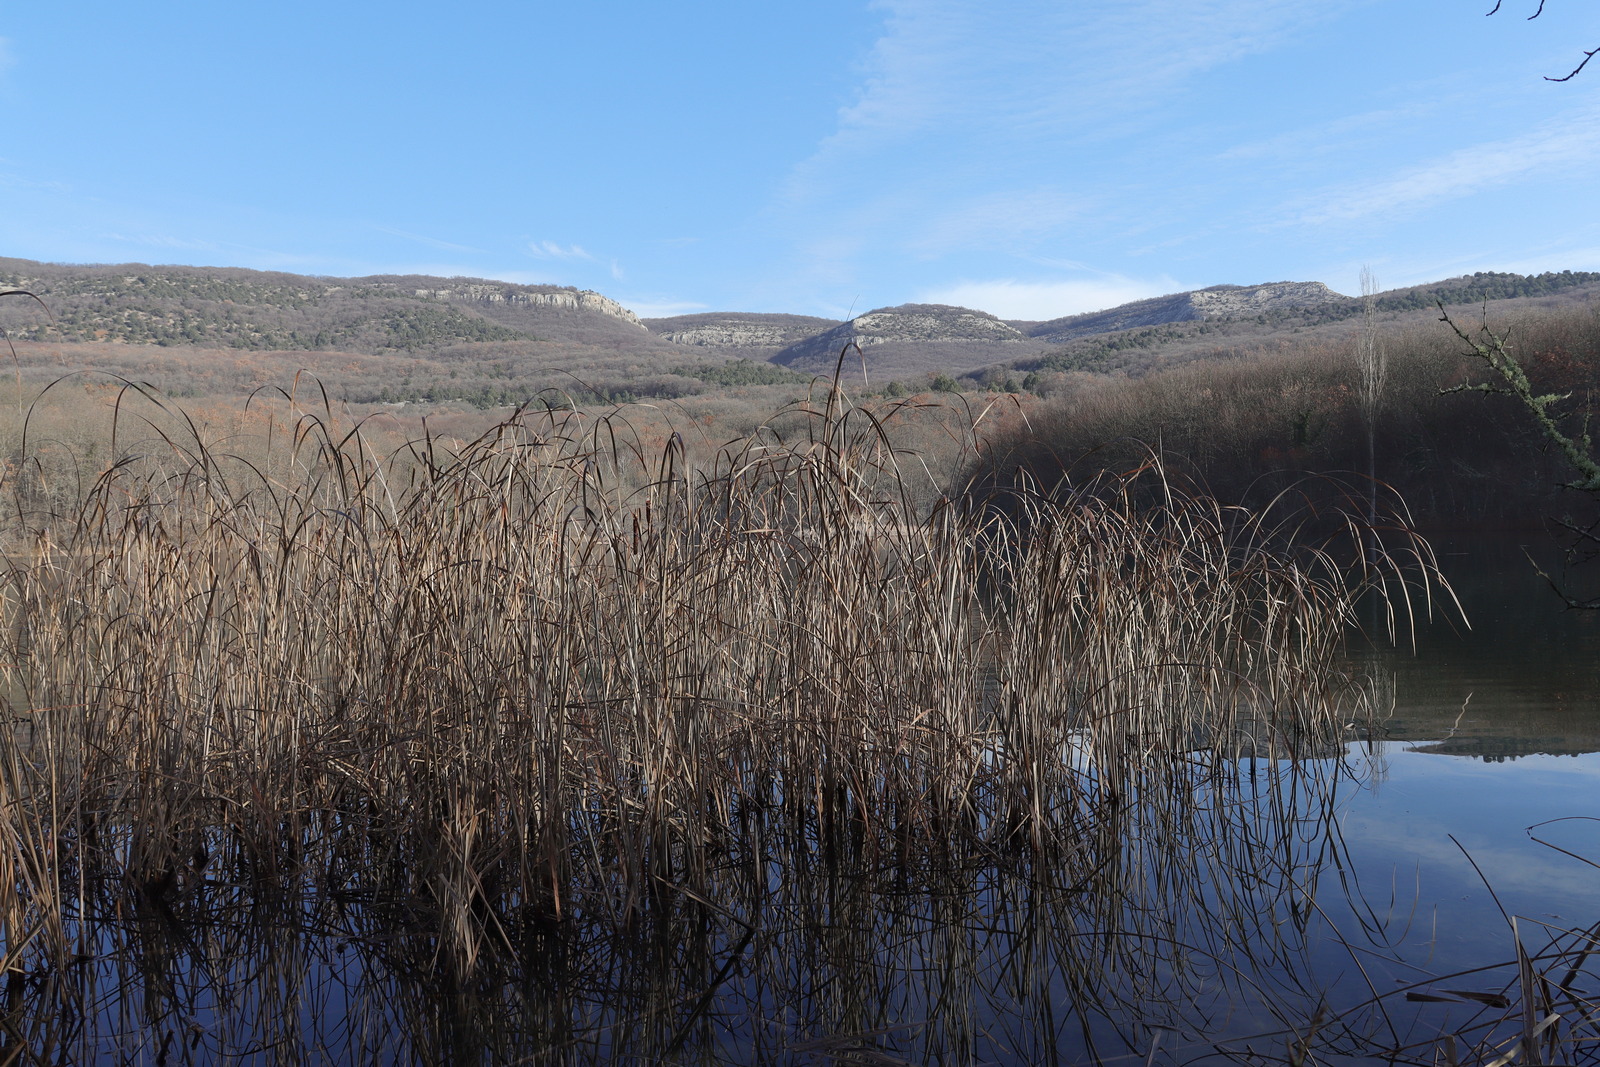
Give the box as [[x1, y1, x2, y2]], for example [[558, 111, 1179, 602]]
[[775, 304, 1026, 371], [847, 304, 1026, 345], [1026, 281, 1342, 344], [645, 312, 839, 349], [0, 260, 661, 352], [1187, 281, 1342, 317], [413, 283, 645, 328]]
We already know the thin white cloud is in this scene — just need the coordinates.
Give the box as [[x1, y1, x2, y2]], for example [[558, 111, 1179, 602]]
[[372, 225, 483, 255], [100, 231, 220, 252], [792, 0, 1333, 198], [909, 187, 1084, 257], [918, 275, 1183, 320], [1295, 104, 1600, 226], [0, 169, 69, 193], [1493, 245, 1600, 275], [609, 259, 625, 281], [1215, 99, 1441, 165], [528, 241, 595, 261], [1334, 240, 1600, 296], [0, 37, 14, 77], [478, 270, 563, 286], [773, 0, 1348, 290]]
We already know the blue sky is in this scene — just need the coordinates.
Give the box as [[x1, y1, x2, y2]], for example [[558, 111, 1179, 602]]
[[3, 1, 1598, 320]]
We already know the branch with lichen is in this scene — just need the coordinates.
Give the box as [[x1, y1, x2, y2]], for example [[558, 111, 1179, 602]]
[[1439, 302, 1600, 493]]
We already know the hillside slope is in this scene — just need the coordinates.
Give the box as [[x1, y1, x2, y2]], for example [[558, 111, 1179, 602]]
[[643, 312, 839, 356], [977, 271, 1600, 384], [773, 303, 1039, 376], [1017, 281, 1342, 344], [4, 260, 1597, 402], [0, 259, 652, 351]]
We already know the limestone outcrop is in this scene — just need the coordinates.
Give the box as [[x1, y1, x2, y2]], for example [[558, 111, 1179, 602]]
[[1187, 281, 1342, 317], [1025, 282, 1342, 344], [413, 283, 644, 328], [645, 312, 839, 349], [775, 304, 1026, 370]]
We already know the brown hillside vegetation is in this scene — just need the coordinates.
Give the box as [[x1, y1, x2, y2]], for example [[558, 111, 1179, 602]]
[[5, 259, 1598, 404], [3, 261, 1598, 537], [973, 273, 1600, 388], [978, 299, 1600, 531]]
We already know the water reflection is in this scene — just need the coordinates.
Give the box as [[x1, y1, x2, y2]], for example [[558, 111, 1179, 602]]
[[1366, 532, 1600, 758], [0, 746, 1429, 1065], [5, 752, 1596, 1063], [4, 541, 1597, 1064]]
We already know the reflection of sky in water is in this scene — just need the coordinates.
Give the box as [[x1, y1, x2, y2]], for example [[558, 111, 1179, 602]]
[[1338, 744, 1600, 969], [1337, 532, 1600, 952], [1295, 535, 1600, 1049]]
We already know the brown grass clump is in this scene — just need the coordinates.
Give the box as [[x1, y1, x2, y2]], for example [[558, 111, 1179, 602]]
[[0, 378, 1442, 1057]]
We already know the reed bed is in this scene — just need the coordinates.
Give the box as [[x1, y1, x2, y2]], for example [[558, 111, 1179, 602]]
[[0, 382, 1453, 1061]]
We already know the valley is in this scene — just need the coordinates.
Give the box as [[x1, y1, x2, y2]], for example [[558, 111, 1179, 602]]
[[5, 257, 1596, 408], [2, 257, 1597, 532]]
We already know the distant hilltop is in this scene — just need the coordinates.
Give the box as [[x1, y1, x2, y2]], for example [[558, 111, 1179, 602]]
[[773, 303, 1027, 375], [642, 312, 839, 351], [1020, 281, 1343, 344], [405, 279, 644, 328], [0, 259, 651, 351], [767, 284, 1346, 376]]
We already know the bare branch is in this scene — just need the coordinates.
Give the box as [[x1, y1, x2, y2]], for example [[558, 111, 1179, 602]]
[[1547, 47, 1599, 81], [1438, 302, 1600, 492], [1484, 0, 1546, 17], [1485, 2, 1595, 78]]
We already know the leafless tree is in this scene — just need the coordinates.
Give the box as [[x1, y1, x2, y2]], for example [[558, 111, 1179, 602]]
[[1487, 1, 1598, 80], [1357, 268, 1386, 526]]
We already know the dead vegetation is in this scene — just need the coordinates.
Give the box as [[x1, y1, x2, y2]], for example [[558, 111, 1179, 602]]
[[0, 373, 1453, 1054]]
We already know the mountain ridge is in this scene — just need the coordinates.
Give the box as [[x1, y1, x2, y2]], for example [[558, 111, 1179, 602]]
[[3, 259, 1598, 387]]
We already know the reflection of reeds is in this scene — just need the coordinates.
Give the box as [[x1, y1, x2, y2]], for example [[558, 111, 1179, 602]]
[[0, 382, 1444, 1060]]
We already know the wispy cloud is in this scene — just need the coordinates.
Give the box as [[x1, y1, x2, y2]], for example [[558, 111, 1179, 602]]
[[773, 0, 1344, 289], [918, 274, 1182, 319], [909, 187, 1083, 257], [1293, 104, 1600, 226], [1214, 99, 1440, 166], [0, 168, 71, 194], [1363, 239, 1600, 294], [0, 37, 14, 78], [479, 270, 563, 286], [528, 241, 595, 261], [372, 225, 483, 255], [100, 231, 221, 253], [794, 0, 1330, 192]]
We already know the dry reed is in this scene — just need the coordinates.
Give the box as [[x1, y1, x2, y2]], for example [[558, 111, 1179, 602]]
[[0, 379, 1447, 1061]]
